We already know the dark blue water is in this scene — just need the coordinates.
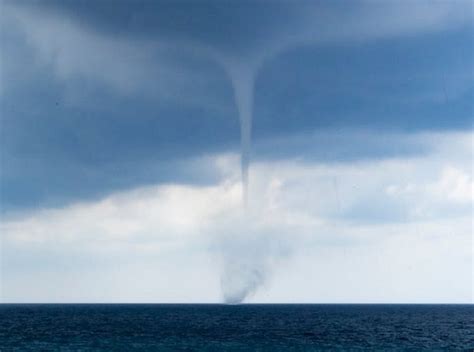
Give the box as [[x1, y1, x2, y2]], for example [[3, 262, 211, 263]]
[[0, 304, 472, 351]]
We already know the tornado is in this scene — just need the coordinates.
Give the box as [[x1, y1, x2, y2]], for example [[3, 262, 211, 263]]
[[227, 63, 256, 206]]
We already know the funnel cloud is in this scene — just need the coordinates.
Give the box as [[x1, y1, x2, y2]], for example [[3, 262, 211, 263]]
[[228, 64, 256, 206]]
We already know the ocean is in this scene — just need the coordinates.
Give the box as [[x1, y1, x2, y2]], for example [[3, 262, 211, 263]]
[[0, 304, 472, 351]]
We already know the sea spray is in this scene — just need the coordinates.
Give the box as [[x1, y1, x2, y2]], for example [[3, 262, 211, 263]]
[[220, 240, 267, 304], [214, 212, 289, 304]]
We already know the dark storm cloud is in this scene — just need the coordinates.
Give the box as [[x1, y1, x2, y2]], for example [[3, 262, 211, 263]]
[[0, 0, 472, 212]]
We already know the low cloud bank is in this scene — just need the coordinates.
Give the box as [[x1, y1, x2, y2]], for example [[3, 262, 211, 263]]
[[1, 131, 472, 303]]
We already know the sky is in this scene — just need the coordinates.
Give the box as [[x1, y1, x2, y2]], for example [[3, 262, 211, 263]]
[[0, 0, 473, 303]]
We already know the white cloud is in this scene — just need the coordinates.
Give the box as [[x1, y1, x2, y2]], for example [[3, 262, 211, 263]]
[[1, 130, 472, 303], [429, 166, 473, 203]]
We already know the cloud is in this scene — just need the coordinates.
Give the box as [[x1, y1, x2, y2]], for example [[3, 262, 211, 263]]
[[1, 2, 226, 108], [1, 1, 472, 302], [233, 0, 472, 64], [2, 130, 472, 302], [3, 0, 471, 98]]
